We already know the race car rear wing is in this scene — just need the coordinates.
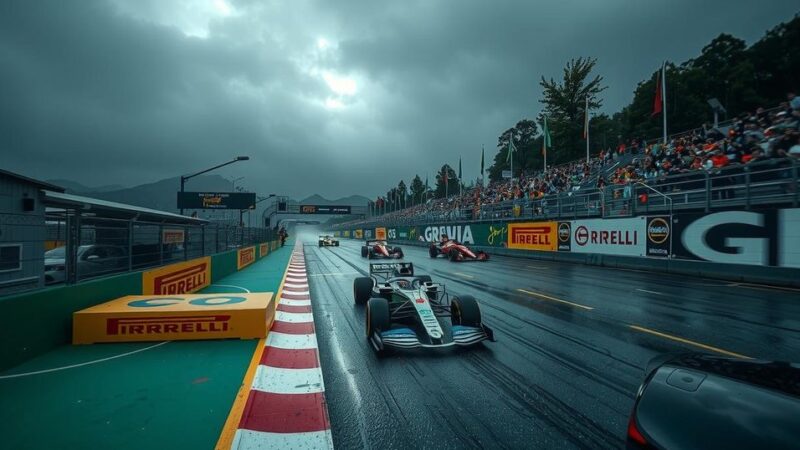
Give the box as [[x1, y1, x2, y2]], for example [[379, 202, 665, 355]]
[[369, 262, 414, 279]]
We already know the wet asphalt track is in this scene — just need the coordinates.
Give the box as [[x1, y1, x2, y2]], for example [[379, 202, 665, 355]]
[[301, 232, 800, 449]]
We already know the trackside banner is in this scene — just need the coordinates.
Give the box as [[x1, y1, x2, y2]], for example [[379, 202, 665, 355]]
[[672, 208, 799, 268], [237, 246, 256, 270], [507, 222, 557, 251], [259, 243, 268, 258], [375, 227, 387, 240], [142, 256, 211, 295], [569, 217, 646, 256]]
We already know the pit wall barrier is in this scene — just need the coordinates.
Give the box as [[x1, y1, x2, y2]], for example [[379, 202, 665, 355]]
[[0, 241, 278, 372], [332, 207, 800, 288]]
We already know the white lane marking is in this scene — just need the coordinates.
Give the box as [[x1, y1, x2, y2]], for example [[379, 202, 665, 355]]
[[279, 299, 312, 306], [275, 311, 314, 323], [636, 288, 668, 296], [526, 265, 549, 270], [266, 332, 318, 349], [284, 282, 309, 289], [209, 284, 251, 293], [233, 429, 334, 450], [281, 291, 310, 296], [0, 342, 169, 380], [728, 282, 800, 293], [285, 277, 308, 283], [251, 366, 324, 394], [454, 272, 474, 279]]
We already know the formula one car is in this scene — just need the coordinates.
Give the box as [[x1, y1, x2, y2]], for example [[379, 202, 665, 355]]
[[352, 262, 494, 354], [361, 240, 404, 259], [318, 235, 339, 247], [429, 239, 489, 262]]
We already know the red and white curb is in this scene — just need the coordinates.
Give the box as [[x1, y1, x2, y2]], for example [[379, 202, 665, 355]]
[[232, 245, 334, 449]]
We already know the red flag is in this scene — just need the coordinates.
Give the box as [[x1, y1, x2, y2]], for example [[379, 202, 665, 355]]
[[652, 68, 662, 116]]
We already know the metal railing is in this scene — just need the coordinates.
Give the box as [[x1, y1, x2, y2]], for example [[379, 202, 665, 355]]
[[338, 158, 798, 229], [0, 214, 275, 295]]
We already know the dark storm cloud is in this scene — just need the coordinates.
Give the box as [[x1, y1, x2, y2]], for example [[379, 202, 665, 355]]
[[1, 0, 797, 199]]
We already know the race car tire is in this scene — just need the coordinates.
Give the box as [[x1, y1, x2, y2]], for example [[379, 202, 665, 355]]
[[416, 275, 433, 284], [361, 246, 368, 257], [451, 295, 482, 327], [353, 277, 374, 305], [366, 297, 390, 338], [335, 242, 340, 246], [448, 248, 460, 262], [477, 251, 489, 261], [319, 242, 323, 247], [429, 245, 438, 258], [393, 247, 404, 258]]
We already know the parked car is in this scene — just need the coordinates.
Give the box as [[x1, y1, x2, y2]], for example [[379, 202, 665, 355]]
[[44, 245, 128, 284], [627, 353, 800, 449]]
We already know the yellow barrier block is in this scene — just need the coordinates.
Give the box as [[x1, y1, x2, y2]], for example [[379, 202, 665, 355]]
[[73, 293, 273, 344]]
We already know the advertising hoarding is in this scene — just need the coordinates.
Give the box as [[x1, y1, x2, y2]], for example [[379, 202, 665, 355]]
[[177, 192, 256, 210], [507, 222, 557, 251]]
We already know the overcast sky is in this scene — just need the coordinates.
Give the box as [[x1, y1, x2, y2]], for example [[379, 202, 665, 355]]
[[1, 0, 797, 199]]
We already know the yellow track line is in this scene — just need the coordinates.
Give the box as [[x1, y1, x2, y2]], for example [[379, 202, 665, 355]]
[[629, 325, 752, 359], [516, 289, 594, 311], [215, 240, 293, 450]]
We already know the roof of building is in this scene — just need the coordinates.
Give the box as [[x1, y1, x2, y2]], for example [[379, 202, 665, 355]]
[[0, 169, 65, 192], [43, 191, 208, 225]]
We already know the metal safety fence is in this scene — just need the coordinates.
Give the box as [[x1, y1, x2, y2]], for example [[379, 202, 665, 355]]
[[0, 214, 275, 295], [343, 158, 798, 229]]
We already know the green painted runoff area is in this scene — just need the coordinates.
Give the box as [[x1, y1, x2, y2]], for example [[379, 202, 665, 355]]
[[0, 241, 295, 450]]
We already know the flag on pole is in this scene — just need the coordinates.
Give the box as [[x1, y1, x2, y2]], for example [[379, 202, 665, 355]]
[[583, 96, 590, 139], [506, 135, 516, 162], [480, 145, 485, 179], [652, 66, 663, 116], [458, 157, 462, 180], [542, 116, 551, 155]]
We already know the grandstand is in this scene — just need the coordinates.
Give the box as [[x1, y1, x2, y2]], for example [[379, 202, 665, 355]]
[[352, 98, 799, 227]]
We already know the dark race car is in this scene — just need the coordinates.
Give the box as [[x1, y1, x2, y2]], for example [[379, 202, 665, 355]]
[[361, 240, 403, 259], [352, 262, 494, 355], [429, 239, 489, 262], [318, 235, 339, 247], [627, 352, 800, 450]]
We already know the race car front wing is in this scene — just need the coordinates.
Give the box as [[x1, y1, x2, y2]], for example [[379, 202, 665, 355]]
[[372, 325, 494, 350]]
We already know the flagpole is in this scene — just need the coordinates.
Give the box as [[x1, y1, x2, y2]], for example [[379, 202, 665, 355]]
[[585, 96, 590, 162], [509, 134, 513, 185], [662, 61, 667, 144]]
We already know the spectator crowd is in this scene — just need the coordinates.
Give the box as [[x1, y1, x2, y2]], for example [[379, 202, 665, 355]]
[[363, 93, 800, 224]]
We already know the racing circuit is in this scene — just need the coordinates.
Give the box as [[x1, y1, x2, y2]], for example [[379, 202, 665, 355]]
[[298, 228, 800, 449]]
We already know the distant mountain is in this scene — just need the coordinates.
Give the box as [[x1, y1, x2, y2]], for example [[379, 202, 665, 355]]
[[46, 176, 369, 216], [297, 194, 369, 206], [46, 179, 125, 193]]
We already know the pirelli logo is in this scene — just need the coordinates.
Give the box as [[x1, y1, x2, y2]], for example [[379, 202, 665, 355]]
[[238, 246, 256, 270], [153, 263, 208, 295], [106, 315, 230, 335], [507, 222, 557, 251], [142, 257, 211, 295]]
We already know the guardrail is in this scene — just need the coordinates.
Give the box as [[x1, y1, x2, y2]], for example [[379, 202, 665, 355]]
[[347, 158, 798, 228]]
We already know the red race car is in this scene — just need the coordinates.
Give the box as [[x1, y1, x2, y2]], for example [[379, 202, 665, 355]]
[[429, 239, 489, 262], [361, 240, 404, 259]]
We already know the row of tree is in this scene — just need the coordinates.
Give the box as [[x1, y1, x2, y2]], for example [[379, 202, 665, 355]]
[[487, 15, 799, 182], [373, 14, 799, 206]]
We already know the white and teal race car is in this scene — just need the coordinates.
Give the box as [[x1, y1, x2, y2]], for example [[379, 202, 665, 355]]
[[318, 235, 340, 247], [352, 262, 494, 355]]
